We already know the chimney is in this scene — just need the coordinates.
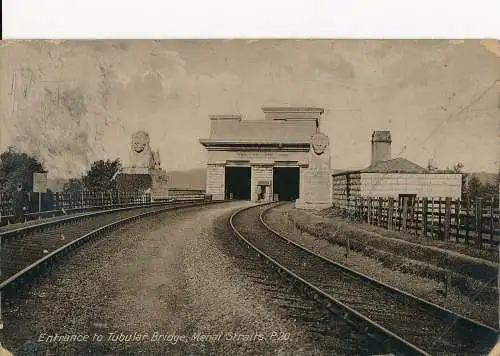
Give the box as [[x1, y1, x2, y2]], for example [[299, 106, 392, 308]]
[[371, 131, 392, 165]]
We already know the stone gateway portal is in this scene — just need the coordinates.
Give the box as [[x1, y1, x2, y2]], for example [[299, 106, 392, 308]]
[[199, 107, 332, 209], [225, 166, 251, 200]]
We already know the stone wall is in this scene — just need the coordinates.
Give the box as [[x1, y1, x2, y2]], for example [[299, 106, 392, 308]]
[[332, 173, 361, 209], [206, 164, 225, 200], [207, 150, 308, 166]]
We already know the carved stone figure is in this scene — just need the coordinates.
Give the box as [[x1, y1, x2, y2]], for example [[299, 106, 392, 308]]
[[311, 132, 329, 155], [153, 150, 161, 169], [129, 131, 156, 169], [295, 131, 332, 210], [309, 132, 331, 171]]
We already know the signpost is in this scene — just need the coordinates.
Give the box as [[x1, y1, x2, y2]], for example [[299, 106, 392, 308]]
[[33, 172, 48, 213]]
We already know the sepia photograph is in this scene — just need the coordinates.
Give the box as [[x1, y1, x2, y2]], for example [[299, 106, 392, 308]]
[[0, 39, 499, 355]]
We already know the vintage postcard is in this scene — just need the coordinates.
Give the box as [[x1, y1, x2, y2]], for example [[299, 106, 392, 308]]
[[0, 39, 498, 355]]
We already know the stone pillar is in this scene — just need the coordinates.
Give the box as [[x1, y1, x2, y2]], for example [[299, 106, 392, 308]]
[[295, 132, 333, 210], [251, 164, 273, 202], [206, 163, 225, 200]]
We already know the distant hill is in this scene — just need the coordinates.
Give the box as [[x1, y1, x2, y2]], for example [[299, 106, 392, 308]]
[[466, 171, 498, 185], [167, 168, 206, 190], [46, 168, 497, 193]]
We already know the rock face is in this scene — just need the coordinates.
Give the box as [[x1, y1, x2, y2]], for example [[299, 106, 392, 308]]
[[295, 132, 332, 210], [117, 131, 169, 199]]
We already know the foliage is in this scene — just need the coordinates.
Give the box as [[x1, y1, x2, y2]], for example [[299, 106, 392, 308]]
[[426, 159, 438, 173], [0, 146, 46, 193], [426, 160, 499, 201], [81, 159, 122, 192], [62, 178, 85, 194]]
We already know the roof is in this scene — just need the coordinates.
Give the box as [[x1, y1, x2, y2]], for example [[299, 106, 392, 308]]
[[361, 157, 427, 173], [332, 157, 427, 176], [201, 118, 317, 145]]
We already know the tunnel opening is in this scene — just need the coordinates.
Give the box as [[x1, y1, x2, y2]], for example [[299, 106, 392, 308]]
[[225, 166, 251, 200], [273, 167, 300, 201]]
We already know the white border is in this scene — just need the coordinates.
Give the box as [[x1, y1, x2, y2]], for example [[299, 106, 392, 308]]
[[2, 0, 500, 39]]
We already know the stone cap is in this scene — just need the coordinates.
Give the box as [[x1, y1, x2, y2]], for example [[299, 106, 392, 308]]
[[371, 131, 392, 143], [209, 114, 242, 121], [262, 107, 324, 121]]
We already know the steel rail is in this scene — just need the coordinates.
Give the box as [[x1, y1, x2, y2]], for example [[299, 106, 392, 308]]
[[0, 201, 176, 242], [255, 203, 498, 354], [260, 203, 498, 336], [229, 203, 429, 356], [0, 199, 215, 292]]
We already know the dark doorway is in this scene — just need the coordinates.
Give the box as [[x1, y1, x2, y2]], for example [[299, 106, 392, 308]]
[[273, 167, 300, 201], [225, 167, 251, 200]]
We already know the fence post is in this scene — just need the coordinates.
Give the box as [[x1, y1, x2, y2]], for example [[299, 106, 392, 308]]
[[377, 197, 382, 227], [354, 198, 358, 219], [464, 198, 470, 244], [402, 197, 408, 232], [489, 198, 494, 244], [388, 197, 394, 231], [367, 198, 372, 225], [444, 197, 451, 241], [476, 198, 483, 248], [345, 237, 350, 262], [422, 197, 428, 238]]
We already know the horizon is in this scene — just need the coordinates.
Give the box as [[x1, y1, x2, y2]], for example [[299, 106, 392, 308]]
[[1, 40, 499, 179]]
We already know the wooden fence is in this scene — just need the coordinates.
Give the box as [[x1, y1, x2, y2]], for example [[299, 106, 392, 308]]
[[0, 190, 151, 217], [343, 196, 500, 249]]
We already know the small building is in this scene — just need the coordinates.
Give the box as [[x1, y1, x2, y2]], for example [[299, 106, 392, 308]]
[[332, 131, 462, 209], [199, 107, 325, 202]]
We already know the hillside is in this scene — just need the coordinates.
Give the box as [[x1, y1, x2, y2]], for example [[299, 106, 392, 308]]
[[167, 168, 206, 190]]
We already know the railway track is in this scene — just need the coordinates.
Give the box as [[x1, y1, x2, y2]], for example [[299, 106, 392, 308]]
[[230, 203, 498, 356], [0, 200, 215, 294]]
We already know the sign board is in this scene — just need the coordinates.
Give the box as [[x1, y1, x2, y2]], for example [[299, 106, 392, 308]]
[[33, 172, 48, 193]]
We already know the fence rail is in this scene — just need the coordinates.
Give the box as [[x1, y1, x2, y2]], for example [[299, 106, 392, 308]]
[[342, 196, 500, 249], [0, 190, 210, 226]]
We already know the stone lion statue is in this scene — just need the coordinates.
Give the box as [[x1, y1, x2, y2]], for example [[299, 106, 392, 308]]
[[311, 132, 329, 155], [129, 131, 156, 169], [309, 132, 331, 170]]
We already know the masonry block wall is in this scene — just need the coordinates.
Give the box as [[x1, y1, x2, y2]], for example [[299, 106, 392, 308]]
[[206, 164, 225, 200], [332, 173, 361, 209], [251, 165, 273, 201]]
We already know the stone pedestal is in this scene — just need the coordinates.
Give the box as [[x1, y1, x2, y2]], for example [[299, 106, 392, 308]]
[[295, 169, 332, 210], [121, 167, 150, 175], [115, 172, 152, 192], [151, 169, 169, 199]]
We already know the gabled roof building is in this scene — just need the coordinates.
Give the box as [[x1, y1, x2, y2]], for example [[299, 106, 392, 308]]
[[332, 131, 462, 209]]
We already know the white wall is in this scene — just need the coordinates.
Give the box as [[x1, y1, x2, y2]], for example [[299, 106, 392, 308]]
[[360, 173, 462, 199]]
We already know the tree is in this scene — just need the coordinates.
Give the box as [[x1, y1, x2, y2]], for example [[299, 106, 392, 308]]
[[467, 175, 482, 201], [62, 178, 85, 194], [0, 146, 46, 193], [426, 159, 438, 173], [452, 162, 464, 174], [81, 159, 122, 192]]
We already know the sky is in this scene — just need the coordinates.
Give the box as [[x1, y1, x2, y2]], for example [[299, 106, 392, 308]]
[[0, 39, 499, 179]]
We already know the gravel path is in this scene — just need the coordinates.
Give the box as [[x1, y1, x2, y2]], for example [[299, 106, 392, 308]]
[[1, 201, 375, 355], [265, 203, 498, 328]]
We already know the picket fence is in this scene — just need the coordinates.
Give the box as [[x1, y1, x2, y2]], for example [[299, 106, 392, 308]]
[[343, 196, 499, 249]]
